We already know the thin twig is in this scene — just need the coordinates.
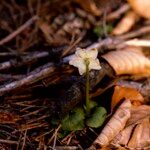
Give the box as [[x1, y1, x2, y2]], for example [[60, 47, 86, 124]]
[[0, 15, 38, 45], [106, 4, 130, 21], [118, 26, 150, 40], [0, 139, 18, 145], [125, 39, 150, 47], [21, 130, 27, 150]]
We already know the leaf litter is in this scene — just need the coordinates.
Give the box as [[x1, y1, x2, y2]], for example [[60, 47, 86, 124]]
[[0, 0, 149, 149]]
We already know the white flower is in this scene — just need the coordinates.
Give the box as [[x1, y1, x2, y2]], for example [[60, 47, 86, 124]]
[[69, 48, 101, 75]]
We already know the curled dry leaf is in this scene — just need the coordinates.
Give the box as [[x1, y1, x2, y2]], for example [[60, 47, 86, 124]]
[[111, 105, 150, 150], [111, 85, 144, 110], [127, 105, 150, 126], [127, 0, 150, 19], [90, 100, 131, 147], [102, 47, 150, 76], [112, 11, 139, 35], [75, 0, 101, 16]]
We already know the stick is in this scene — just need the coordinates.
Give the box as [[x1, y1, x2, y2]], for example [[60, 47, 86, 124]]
[[118, 26, 150, 40], [125, 39, 150, 47], [0, 51, 49, 71], [0, 62, 55, 96], [0, 15, 38, 45]]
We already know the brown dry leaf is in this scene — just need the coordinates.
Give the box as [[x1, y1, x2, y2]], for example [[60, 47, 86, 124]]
[[111, 85, 144, 110], [102, 47, 150, 76], [112, 11, 139, 35], [127, 0, 150, 19], [75, 0, 101, 16], [89, 100, 131, 148], [127, 105, 150, 126], [0, 111, 19, 124], [111, 105, 150, 150]]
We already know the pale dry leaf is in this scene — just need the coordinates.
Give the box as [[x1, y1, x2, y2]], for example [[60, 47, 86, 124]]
[[127, 105, 150, 126], [125, 39, 150, 47], [111, 124, 135, 146], [75, 0, 101, 16], [127, 0, 150, 19], [112, 11, 139, 35], [90, 100, 131, 147], [140, 118, 150, 148], [111, 85, 144, 110], [111, 105, 150, 150], [102, 47, 150, 75], [126, 123, 143, 149]]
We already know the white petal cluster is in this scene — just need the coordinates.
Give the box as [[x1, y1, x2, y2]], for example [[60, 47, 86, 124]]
[[69, 48, 101, 75]]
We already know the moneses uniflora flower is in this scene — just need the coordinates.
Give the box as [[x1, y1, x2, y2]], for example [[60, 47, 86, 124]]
[[69, 48, 101, 75]]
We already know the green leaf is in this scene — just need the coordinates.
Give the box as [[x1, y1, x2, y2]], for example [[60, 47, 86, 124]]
[[93, 25, 113, 37], [84, 101, 97, 112], [89, 101, 97, 110], [61, 107, 85, 131], [86, 107, 107, 128]]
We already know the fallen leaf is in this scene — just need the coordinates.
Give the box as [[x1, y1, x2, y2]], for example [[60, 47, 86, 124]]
[[112, 11, 139, 35], [127, 105, 150, 126], [111, 105, 150, 150], [127, 0, 150, 19], [111, 85, 144, 110], [102, 47, 150, 76]]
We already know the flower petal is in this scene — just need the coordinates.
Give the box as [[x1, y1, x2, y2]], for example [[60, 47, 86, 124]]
[[89, 59, 101, 71], [86, 48, 98, 59], [69, 57, 86, 75], [76, 48, 87, 59]]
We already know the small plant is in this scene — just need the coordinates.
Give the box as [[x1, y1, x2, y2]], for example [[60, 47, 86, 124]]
[[61, 48, 107, 132]]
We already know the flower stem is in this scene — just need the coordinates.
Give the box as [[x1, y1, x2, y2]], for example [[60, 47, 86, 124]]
[[85, 59, 90, 114]]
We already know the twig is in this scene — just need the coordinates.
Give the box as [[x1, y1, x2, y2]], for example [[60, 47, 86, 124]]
[[61, 32, 85, 57], [0, 62, 55, 96], [63, 37, 122, 62], [118, 26, 150, 40], [0, 15, 38, 45], [125, 39, 150, 47], [106, 4, 130, 21], [0, 51, 49, 71], [0, 139, 18, 145], [21, 130, 27, 150]]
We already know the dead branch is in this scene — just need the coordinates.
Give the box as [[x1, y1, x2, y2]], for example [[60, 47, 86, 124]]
[[0, 62, 55, 96], [0, 51, 49, 71]]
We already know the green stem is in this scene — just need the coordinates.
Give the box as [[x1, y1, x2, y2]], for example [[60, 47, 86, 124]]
[[85, 59, 90, 114]]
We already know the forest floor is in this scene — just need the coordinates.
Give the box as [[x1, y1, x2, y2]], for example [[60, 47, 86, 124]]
[[0, 0, 150, 149]]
